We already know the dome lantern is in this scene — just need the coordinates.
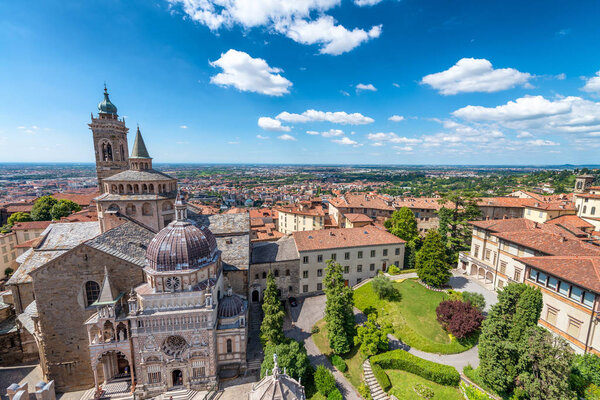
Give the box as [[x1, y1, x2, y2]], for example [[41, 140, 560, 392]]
[[97, 84, 118, 116]]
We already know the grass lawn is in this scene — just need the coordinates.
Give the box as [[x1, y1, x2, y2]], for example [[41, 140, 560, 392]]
[[354, 279, 477, 354], [387, 370, 463, 400], [312, 319, 367, 391]]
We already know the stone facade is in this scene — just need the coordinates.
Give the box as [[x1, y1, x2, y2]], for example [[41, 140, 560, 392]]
[[249, 259, 300, 302]]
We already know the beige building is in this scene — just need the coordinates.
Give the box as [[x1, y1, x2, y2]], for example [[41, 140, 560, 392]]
[[394, 197, 447, 234], [523, 200, 575, 223], [276, 200, 326, 234], [0, 232, 18, 277], [575, 186, 600, 231], [293, 226, 405, 295], [328, 193, 394, 227]]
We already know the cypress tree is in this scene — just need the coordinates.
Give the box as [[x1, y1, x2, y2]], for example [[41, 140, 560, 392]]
[[324, 260, 355, 354], [260, 272, 285, 345], [416, 230, 450, 287]]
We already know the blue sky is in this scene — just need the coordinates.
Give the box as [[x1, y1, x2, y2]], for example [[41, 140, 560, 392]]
[[1, 0, 599, 165]]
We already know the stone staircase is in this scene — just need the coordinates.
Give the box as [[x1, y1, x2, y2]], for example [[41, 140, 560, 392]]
[[158, 388, 206, 400], [362, 360, 388, 400]]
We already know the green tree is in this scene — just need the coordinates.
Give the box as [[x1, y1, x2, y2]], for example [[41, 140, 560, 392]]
[[573, 354, 600, 386], [324, 260, 356, 355], [461, 292, 486, 311], [354, 313, 389, 356], [371, 275, 397, 300], [416, 230, 450, 287], [30, 196, 58, 221], [7, 212, 32, 226], [261, 340, 312, 382], [260, 272, 285, 345], [386, 207, 419, 242], [314, 365, 336, 395], [50, 199, 81, 220], [517, 326, 575, 400], [438, 193, 481, 263]]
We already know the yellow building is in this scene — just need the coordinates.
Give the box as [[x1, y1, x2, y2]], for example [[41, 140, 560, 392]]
[[276, 200, 326, 234], [523, 200, 575, 223]]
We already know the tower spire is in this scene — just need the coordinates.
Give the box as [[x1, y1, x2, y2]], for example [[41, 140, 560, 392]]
[[175, 190, 187, 222]]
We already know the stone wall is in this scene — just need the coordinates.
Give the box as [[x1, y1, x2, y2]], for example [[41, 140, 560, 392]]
[[223, 270, 248, 300], [30, 244, 145, 392], [248, 260, 300, 302]]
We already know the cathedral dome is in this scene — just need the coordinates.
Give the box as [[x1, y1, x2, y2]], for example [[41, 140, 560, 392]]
[[98, 86, 118, 115], [146, 221, 218, 272], [218, 292, 245, 318]]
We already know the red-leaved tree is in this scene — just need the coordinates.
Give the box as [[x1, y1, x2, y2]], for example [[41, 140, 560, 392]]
[[436, 300, 484, 339]]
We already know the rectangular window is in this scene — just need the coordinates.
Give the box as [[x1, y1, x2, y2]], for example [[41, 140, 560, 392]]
[[371, 250, 376, 257], [148, 371, 161, 384], [358, 251, 363, 259], [537, 272, 548, 286], [303, 256, 309, 264], [331, 253, 337, 261], [344, 265, 350, 274], [303, 285, 308, 293], [344, 252, 350, 260], [485, 249, 491, 260], [317, 283, 322, 291], [548, 277, 558, 290], [558, 282, 569, 296], [357, 264, 362, 272], [383, 249, 388, 256], [570, 286, 583, 302], [474, 245, 480, 258], [567, 318, 582, 339], [584, 292, 595, 307], [514, 268, 522, 282], [546, 306, 558, 326], [317, 254, 323, 263], [317, 269, 322, 277], [500, 261, 507, 275], [192, 367, 205, 378], [528, 268, 538, 281], [303, 271, 309, 279], [395, 248, 400, 255], [370, 263, 375, 271]]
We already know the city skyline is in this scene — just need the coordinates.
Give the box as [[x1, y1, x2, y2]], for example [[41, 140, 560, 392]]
[[1, 0, 600, 164]]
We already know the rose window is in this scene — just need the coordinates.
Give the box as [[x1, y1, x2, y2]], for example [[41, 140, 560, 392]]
[[162, 335, 187, 357]]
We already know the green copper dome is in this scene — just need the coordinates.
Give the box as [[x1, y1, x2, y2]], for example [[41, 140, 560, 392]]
[[98, 85, 118, 115], [131, 126, 151, 159]]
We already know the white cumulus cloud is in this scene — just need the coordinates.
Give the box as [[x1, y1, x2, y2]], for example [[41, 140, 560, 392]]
[[278, 134, 297, 141], [169, 0, 381, 55], [388, 115, 404, 122], [421, 58, 533, 95], [366, 132, 421, 144], [582, 71, 600, 95], [276, 109, 374, 125], [527, 139, 559, 146], [256, 134, 269, 140], [332, 137, 358, 145], [258, 117, 291, 131], [210, 49, 292, 96], [453, 95, 571, 121], [354, 0, 384, 5], [356, 83, 377, 92]]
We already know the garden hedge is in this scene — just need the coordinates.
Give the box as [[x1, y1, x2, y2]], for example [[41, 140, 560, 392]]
[[331, 355, 347, 372], [370, 349, 460, 387], [371, 362, 391, 392]]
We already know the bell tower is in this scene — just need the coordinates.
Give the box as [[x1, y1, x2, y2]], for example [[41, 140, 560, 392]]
[[90, 85, 129, 193]]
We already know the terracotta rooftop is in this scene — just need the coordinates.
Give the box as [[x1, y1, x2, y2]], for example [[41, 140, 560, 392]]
[[545, 215, 594, 230], [275, 204, 326, 217], [493, 228, 600, 257], [11, 221, 52, 231], [394, 197, 449, 210], [52, 191, 99, 206], [524, 200, 575, 211], [344, 213, 373, 223], [470, 218, 537, 233], [476, 197, 538, 208], [293, 225, 404, 252], [517, 256, 600, 293], [329, 193, 394, 211]]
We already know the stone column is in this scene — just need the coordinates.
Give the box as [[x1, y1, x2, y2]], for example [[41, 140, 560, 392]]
[[93, 366, 99, 390], [102, 359, 109, 384]]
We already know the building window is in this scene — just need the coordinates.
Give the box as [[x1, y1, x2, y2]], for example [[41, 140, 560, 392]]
[[286, 269, 290, 276], [317, 269, 323, 277], [558, 282, 569, 296], [370, 250, 376, 257], [226, 339, 232, 353], [485, 249, 491, 261], [593, 207, 597, 215], [548, 277, 558, 290], [317, 255, 323, 262], [537, 272, 548, 286], [370, 263, 375, 271], [317, 283, 322, 291], [148, 371, 161, 384], [357, 265, 362, 272], [570, 286, 583, 302], [262, 272, 267, 279], [303, 256, 309, 264], [303, 271, 309, 279], [513, 268, 521, 282], [85, 281, 101, 307], [395, 248, 400, 256], [546, 306, 558, 325], [192, 367, 205, 378], [344, 266, 350, 274], [584, 292, 595, 307], [331, 253, 337, 261], [567, 317, 582, 339], [255, 274, 259, 279], [474, 245, 480, 258], [383, 249, 388, 256], [303, 285, 308, 293], [500, 261, 507, 275], [344, 252, 350, 260], [583, 206, 587, 214], [358, 251, 363, 259], [528, 268, 537, 281]]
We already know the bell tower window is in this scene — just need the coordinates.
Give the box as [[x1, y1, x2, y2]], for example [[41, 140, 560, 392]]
[[85, 281, 101, 306]]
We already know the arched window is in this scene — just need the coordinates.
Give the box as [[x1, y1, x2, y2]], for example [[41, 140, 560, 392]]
[[106, 143, 113, 161], [162, 202, 173, 211], [118, 184, 124, 194], [134, 184, 139, 194], [126, 204, 137, 216], [149, 184, 154, 193], [127, 184, 133, 193], [262, 272, 266, 279], [111, 184, 117, 193], [145, 163, 149, 170], [85, 281, 101, 306], [142, 184, 148, 193], [120, 143, 125, 161], [583, 206, 587, 214], [226, 339, 232, 353], [108, 203, 120, 212], [142, 203, 153, 216]]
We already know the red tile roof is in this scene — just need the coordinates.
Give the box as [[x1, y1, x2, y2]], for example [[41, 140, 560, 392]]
[[11, 221, 52, 230], [52, 191, 99, 206], [545, 215, 594, 230], [344, 213, 373, 223], [329, 193, 394, 211], [293, 225, 404, 252], [470, 218, 538, 233], [493, 228, 600, 256], [517, 256, 600, 293], [395, 197, 449, 210]]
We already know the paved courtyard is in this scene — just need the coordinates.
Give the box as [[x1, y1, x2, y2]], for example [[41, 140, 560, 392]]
[[448, 271, 498, 312]]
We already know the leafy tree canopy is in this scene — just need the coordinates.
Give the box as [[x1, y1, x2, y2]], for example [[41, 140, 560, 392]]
[[261, 340, 312, 382], [50, 199, 81, 220], [261, 271, 285, 345], [416, 230, 450, 287], [7, 212, 32, 226], [30, 196, 58, 221]]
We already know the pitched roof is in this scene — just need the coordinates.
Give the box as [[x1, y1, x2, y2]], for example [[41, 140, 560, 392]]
[[517, 256, 600, 293], [101, 169, 174, 182], [52, 191, 99, 206], [470, 218, 538, 233], [251, 236, 299, 264], [394, 197, 448, 210], [344, 213, 373, 223], [85, 221, 155, 267], [493, 228, 600, 256], [11, 221, 52, 231], [545, 215, 594, 229], [293, 225, 404, 252], [329, 193, 394, 211], [130, 127, 150, 158]]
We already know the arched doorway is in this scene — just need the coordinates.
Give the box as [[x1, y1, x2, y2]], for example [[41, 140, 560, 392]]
[[116, 353, 130, 378], [172, 369, 183, 387], [252, 290, 259, 302]]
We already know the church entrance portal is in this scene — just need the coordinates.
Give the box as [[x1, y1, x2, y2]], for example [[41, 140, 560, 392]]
[[252, 290, 259, 302], [172, 369, 183, 387]]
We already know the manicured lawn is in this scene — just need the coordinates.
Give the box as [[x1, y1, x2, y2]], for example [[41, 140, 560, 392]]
[[312, 319, 367, 391], [387, 370, 463, 400], [354, 279, 477, 354]]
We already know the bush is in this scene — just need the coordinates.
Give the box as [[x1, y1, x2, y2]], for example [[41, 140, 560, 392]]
[[414, 383, 435, 399], [354, 314, 389, 357], [436, 300, 484, 339], [462, 292, 486, 311], [447, 289, 463, 302], [331, 355, 347, 372], [372, 275, 398, 300], [371, 349, 460, 387], [586, 383, 600, 400], [315, 365, 336, 395], [371, 363, 391, 392], [461, 383, 493, 400], [358, 383, 372, 400], [573, 353, 600, 386], [387, 264, 401, 275], [312, 325, 321, 334], [327, 388, 342, 400]]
